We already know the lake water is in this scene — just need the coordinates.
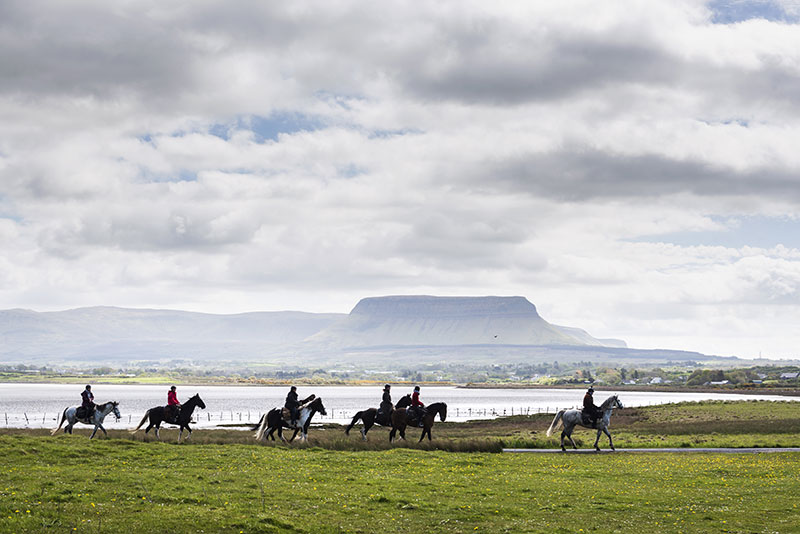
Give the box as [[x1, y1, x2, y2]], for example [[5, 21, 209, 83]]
[[1, 383, 797, 430]]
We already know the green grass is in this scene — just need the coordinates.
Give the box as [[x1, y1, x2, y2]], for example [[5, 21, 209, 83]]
[[2, 401, 800, 532], [2, 433, 800, 533]]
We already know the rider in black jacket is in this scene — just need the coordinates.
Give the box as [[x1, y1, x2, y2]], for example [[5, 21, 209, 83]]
[[285, 386, 300, 426]]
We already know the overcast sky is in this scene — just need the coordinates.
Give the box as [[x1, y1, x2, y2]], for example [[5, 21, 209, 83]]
[[2, 0, 800, 359]]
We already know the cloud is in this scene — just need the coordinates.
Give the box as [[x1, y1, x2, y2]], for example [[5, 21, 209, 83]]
[[1, 1, 800, 358]]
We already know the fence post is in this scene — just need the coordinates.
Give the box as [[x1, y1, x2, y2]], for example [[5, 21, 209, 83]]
[[24, 413, 29, 424]]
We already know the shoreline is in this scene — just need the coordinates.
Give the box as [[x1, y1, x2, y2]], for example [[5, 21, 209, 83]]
[[1, 379, 798, 397]]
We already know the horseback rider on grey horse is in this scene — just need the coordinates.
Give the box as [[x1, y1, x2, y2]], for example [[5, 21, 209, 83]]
[[583, 387, 600, 427], [79, 385, 95, 419]]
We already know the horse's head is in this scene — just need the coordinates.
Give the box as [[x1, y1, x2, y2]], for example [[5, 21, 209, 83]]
[[311, 397, 327, 416], [191, 394, 206, 410], [112, 401, 121, 421], [435, 402, 447, 422], [395, 394, 412, 409], [601, 395, 622, 410]]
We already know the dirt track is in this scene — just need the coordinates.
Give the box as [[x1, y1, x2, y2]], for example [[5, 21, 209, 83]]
[[503, 447, 800, 453]]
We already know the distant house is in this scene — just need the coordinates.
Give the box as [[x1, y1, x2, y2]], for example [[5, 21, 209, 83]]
[[709, 380, 729, 385], [649, 377, 663, 384], [780, 372, 799, 380]]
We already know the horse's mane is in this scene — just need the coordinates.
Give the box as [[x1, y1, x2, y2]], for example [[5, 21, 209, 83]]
[[96, 401, 116, 409], [304, 396, 323, 409], [599, 395, 618, 410]]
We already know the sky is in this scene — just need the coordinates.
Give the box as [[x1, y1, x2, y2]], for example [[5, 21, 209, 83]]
[[2, 0, 800, 359]]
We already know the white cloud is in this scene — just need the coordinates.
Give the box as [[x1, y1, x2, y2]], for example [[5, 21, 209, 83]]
[[1, 1, 800, 358]]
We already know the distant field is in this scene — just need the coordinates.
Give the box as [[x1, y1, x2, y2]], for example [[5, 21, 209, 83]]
[[2, 401, 800, 533]]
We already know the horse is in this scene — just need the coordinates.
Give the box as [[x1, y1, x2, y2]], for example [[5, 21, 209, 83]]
[[389, 402, 447, 443], [130, 393, 206, 442], [51, 401, 121, 439], [546, 394, 623, 451], [254, 396, 327, 443], [345, 394, 412, 441]]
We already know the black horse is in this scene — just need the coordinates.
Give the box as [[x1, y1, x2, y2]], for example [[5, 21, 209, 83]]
[[389, 402, 447, 442], [130, 393, 206, 442], [254, 396, 327, 442], [345, 394, 412, 440]]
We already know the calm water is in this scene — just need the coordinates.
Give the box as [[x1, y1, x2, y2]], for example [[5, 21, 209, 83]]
[[1, 383, 797, 430]]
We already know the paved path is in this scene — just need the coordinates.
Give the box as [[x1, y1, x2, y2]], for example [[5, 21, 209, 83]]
[[503, 447, 800, 454]]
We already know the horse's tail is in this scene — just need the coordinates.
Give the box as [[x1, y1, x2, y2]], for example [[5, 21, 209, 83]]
[[344, 411, 364, 435], [546, 410, 565, 437], [254, 414, 268, 441], [129, 409, 151, 434], [50, 408, 67, 435]]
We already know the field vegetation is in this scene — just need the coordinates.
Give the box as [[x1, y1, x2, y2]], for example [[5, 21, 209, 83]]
[[2, 400, 800, 533]]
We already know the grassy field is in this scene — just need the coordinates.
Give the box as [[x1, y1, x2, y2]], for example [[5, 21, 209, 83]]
[[2, 400, 800, 533]]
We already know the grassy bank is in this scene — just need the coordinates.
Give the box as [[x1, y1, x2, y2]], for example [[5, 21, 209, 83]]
[[2, 432, 800, 534]]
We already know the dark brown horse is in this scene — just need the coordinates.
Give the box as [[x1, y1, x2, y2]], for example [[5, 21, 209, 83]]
[[130, 393, 206, 442], [345, 394, 412, 440], [389, 402, 447, 442]]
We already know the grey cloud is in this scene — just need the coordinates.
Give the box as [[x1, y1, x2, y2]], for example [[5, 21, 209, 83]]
[[475, 147, 800, 202], [0, 2, 198, 100]]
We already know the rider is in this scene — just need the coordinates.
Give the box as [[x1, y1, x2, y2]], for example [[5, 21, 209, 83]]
[[81, 384, 95, 419], [583, 386, 600, 427], [377, 384, 392, 423], [285, 386, 300, 426], [410, 385, 425, 427], [167, 386, 181, 422]]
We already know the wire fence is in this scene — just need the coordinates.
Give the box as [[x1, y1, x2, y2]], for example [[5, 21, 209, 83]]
[[3, 405, 572, 429]]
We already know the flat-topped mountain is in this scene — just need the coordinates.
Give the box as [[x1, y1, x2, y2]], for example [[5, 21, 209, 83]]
[[5, 296, 729, 368], [307, 295, 626, 348]]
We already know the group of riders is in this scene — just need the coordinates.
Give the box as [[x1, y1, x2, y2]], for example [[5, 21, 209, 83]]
[[79, 384, 182, 423], [286, 383, 428, 427], [76, 382, 603, 430]]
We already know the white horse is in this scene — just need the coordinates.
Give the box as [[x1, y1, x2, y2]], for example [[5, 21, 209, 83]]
[[51, 401, 121, 439], [546, 395, 623, 451]]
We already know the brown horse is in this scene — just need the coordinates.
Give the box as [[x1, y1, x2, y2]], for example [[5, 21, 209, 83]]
[[345, 394, 412, 440], [389, 402, 447, 442]]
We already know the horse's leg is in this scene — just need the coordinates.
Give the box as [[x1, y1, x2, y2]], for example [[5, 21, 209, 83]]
[[178, 427, 183, 443], [362, 419, 373, 441], [186, 425, 192, 441], [155, 424, 161, 441], [289, 428, 299, 442], [594, 429, 602, 451], [98, 423, 107, 437], [90, 425, 99, 439], [603, 427, 615, 451], [278, 427, 287, 443], [563, 426, 578, 450], [389, 428, 396, 442]]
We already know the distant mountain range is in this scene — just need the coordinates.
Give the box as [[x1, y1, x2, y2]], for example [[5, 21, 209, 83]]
[[0, 295, 731, 367]]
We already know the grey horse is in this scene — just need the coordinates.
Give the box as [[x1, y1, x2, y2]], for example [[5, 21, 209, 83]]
[[51, 401, 121, 439], [546, 394, 623, 451]]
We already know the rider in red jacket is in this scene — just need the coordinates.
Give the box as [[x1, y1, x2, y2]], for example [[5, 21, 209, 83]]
[[167, 386, 181, 421], [410, 386, 425, 426]]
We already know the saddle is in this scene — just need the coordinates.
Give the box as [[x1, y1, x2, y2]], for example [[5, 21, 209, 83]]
[[408, 407, 427, 427], [76, 406, 93, 420], [581, 410, 597, 428], [164, 406, 181, 424]]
